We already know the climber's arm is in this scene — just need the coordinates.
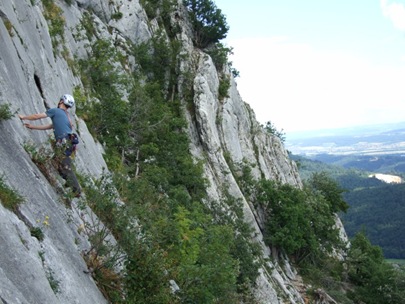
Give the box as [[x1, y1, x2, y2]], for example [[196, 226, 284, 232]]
[[23, 123, 53, 130], [18, 113, 52, 130], [18, 113, 47, 120]]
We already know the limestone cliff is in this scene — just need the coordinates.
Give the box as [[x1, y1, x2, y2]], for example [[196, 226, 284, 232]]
[[0, 1, 318, 303]]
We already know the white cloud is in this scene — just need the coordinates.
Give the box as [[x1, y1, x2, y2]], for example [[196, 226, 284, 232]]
[[229, 37, 405, 132], [381, 0, 405, 31]]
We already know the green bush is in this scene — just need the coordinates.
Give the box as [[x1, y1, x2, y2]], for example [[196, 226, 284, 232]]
[[78, 38, 132, 159], [218, 75, 230, 100], [30, 227, 45, 241], [264, 121, 286, 143], [0, 103, 14, 120], [307, 172, 349, 213], [3, 19, 13, 37], [41, 0, 65, 49], [205, 43, 233, 71], [0, 176, 24, 211], [255, 179, 345, 264], [111, 11, 123, 20], [346, 231, 405, 304]]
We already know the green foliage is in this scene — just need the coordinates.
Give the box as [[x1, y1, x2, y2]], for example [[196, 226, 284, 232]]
[[111, 11, 123, 20], [133, 30, 182, 94], [346, 231, 405, 304], [342, 183, 405, 258], [264, 121, 286, 142], [183, 0, 229, 48], [0, 103, 14, 120], [176, 223, 240, 303], [23, 142, 53, 172], [140, 0, 161, 19], [41, 0, 65, 49], [218, 75, 230, 100], [3, 19, 13, 36], [30, 227, 45, 241], [78, 39, 133, 160], [124, 240, 176, 304], [255, 179, 345, 264], [257, 180, 310, 257], [206, 43, 239, 78], [306, 172, 349, 213], [140, 0, 178, 35], [73, 9, 259, 300], [47, 268, 60, 294], [77, 12, 97, 41], [205, 43, 230, 69], [208, 192, 262, 290], [300, 257, 351, 303], [294, 154, 405, 259], [233, 159, 257, 198], [81, 175, 176, 303], [0, 175, 24, 211]]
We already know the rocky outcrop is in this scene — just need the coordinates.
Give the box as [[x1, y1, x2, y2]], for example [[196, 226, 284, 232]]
[[186, 50, 304, 303], [0, 1, 336, 303]]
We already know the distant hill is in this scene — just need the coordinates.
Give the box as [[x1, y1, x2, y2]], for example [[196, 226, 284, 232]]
[[292, 154, 405, 259], [306, 153, 405, 176], [286, 122, 405, 155]]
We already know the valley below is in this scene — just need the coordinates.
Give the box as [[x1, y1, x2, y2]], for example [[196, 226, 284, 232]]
[[286, 122, 405, 259]]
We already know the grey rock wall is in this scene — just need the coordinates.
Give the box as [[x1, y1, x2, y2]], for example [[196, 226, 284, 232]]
[[185, 49, 305, 304], [0, 0, 116, 303]]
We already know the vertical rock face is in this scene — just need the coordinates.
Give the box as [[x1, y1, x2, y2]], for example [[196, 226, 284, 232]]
[[0, 1, 340, 303], [186, 50, 305, 303], [0, 1, 109, 303]]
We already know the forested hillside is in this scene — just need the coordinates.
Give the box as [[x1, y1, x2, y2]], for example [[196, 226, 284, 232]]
[[342, 182, 405, 258], [292, 154, 405, 259]]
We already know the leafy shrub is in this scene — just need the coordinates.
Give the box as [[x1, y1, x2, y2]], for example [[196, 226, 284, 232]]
[[111, 11, 123, 20], [0, 103, 14, 120], [133, 30, 182, 91], [255, 179, 345, 264], [3, 19, 13, 37], [218, 75, 230, 100], [0, 176, 24, 211], [78, 39, 133, 160], [346, 231, 405, 304], [205, 43, 240, 79], [307, 172, 349, 213], [264, 121, 286, 143], [205, 43, 233, 72], [41, 0, 65, 48], [30, 227, 45, 241]]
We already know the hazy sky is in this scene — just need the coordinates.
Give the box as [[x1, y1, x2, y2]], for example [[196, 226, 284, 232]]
[[214, 0, 405, 133]]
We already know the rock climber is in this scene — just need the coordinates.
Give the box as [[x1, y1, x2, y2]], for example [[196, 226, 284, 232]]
[[18, 94, 81, 197]]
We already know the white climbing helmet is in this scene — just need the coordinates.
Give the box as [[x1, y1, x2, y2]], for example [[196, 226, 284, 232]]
[[60, 94, 75, 108]]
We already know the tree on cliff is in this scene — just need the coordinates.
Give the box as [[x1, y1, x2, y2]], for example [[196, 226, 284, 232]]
[[183, 0, 229, 48]]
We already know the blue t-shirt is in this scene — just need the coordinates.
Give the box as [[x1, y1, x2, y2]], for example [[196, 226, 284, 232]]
[[46, 108, 72, 140]]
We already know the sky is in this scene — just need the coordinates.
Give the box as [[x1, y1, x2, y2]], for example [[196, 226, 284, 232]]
[[213, 0, 405, 134]]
